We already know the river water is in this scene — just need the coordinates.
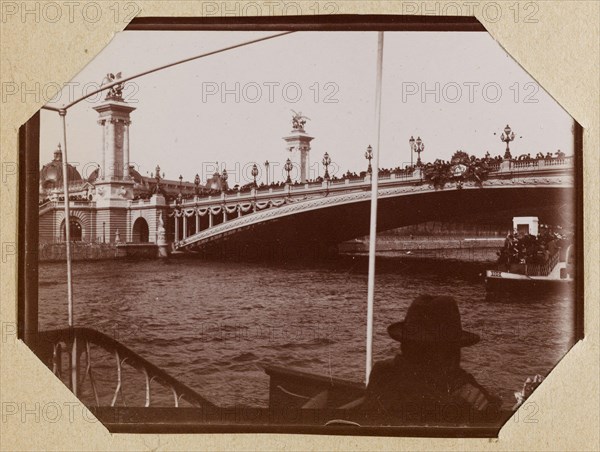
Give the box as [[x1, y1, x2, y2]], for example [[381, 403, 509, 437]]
[[38, 253, 576, 409]]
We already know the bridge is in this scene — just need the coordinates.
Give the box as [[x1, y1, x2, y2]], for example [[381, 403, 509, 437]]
[[170, 157, 574, 257]]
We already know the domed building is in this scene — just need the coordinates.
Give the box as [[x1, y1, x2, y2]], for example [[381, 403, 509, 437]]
[[39, 144, 96, 243], [39, 144, 85, 194]]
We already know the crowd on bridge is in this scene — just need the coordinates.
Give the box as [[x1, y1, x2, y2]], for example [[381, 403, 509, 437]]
[[169, 148, 570, 203], [521, 150, 566, 161], [42, 149, 570, 206]]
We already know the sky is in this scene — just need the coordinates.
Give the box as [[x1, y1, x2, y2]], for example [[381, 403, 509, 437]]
[[40, 31, 574, 185]]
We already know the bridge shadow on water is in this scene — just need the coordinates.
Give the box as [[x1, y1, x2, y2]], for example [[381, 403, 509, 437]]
[[164, 247, 576, 310], [167, 243, 495, 284]]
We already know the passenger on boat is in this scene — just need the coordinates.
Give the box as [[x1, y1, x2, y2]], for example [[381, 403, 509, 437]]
[[363, 295, 501, 421]]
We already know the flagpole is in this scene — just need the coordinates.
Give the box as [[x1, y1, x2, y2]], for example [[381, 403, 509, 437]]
[[365, 31, 384, 386], [59, 109, 78, 396]]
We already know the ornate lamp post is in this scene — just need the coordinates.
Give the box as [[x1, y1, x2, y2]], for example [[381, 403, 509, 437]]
[[264, 160, 270, 185], [409, 136, 415, 167], [322, 152, 331, 180], [220, 169, 229, 203], [415, 136, 425, 166], [501, 124, 515, 159], [365, 145, 373, 174], [251, 163, 259, 187], [194, 173, 200, 195], [221, 168, 228, 189], [284, 158, 293, 184], [176, 174, 183, 204]]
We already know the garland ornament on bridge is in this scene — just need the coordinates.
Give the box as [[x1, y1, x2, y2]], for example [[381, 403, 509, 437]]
[[423, 150, 492, 190], [171, 197, 294, 223]]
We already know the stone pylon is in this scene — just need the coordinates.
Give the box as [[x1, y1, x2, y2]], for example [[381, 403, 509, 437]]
[[92, 85, 136, 242], [283, 114, 314, 183]]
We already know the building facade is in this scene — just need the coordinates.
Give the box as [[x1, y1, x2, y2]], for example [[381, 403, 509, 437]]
[[38, 88, 215, 247], [38, 85, 314, 249]]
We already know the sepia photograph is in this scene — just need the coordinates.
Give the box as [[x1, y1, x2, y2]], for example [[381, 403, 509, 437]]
[[17, 16, 582, 436]]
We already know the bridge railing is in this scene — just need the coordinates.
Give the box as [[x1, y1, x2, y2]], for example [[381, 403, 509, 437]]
[[486, 161, 502, 172], [512, 160, 538, 169], [542, 156, 570, 166], [36, 327, 216, 409]]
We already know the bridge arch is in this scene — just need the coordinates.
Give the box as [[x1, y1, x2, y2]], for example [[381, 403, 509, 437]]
[[177, 183, 573, 256], [172, 161, 575, 258], [132, 217, 150, 243]]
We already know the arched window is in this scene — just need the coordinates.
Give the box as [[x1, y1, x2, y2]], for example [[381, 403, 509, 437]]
[[61, 217, 83, 242], [132, 217, 150, 243]]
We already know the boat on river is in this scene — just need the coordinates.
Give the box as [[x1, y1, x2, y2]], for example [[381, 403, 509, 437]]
[[485, 245, 574, 291]]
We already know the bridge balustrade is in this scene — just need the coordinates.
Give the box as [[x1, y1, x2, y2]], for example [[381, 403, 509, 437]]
[[544, 157, 568, 166], [512, 160, 539, 169], [487, 161, 502, 171]]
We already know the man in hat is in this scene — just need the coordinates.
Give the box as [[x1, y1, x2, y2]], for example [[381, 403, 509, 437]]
[[362, 295, 500, 422]]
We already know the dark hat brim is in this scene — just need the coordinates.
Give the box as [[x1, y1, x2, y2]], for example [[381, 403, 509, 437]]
[[387, 321, 480, 347]]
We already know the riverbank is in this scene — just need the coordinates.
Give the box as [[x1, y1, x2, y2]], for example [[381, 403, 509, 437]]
[[39, 236, 504, 262], [39, 243, 159, 262], [339, 236, 503, 261]]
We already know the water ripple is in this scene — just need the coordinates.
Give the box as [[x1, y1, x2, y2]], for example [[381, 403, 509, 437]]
[[38, 256, 576, 409]]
